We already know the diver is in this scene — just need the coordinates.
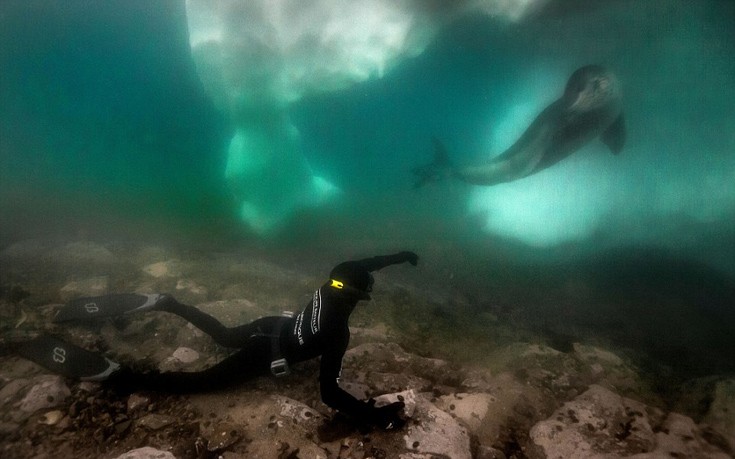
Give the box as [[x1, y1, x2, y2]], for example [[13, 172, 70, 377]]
[[14, 251, 419, 431]]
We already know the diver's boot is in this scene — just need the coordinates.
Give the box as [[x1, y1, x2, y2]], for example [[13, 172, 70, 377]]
[[53, 293, 169, 323]]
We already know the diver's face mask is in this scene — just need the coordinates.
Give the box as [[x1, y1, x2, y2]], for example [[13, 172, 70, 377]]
[[329, 273, 373, 301]]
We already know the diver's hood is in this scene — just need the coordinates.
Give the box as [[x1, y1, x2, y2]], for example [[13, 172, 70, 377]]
[[327, 278, 372, 301], [328, 261, 374, 301]]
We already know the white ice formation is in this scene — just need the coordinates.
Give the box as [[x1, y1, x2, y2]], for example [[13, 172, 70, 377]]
[[185, 0, 549, 234]]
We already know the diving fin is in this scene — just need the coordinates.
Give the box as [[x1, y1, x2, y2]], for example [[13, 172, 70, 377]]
[[15, 334, 120, 381], [53, 293, 166, 323], [601, 113, 626, 154], [412, 137, 453, 188]]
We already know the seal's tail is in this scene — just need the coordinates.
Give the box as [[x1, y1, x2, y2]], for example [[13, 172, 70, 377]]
[[412, 137, 453, 188]]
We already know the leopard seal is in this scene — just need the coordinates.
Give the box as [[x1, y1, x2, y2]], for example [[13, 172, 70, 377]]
[[413, 65, 625, 187]]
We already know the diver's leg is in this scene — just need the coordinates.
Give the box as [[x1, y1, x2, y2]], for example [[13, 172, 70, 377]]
[[156, 297, 234, 345], [158, 299, 280, 348], [54, 294, 278, 348], [108, 336, 272, 393]]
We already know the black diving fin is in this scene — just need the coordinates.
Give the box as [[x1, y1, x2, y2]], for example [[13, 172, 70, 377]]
[[15, 334, 120, 381], [53, 293, 166, 323]]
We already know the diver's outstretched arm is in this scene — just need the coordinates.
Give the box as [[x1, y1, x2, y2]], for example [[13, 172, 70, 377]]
[[353, 251, 419, 272]]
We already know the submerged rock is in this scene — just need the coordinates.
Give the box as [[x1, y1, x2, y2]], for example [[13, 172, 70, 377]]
[[343, 342, 454, 386], [38, 409, 64, 425], [159, 346, 200, 372], [52, 242, 116, 265], [113, 446, 176, 459], [372, 390, 473, 459], [18, 375, 71, 415], [126, 393, 151, 413], [276, 395, 325, 430], [401, 391, 472, 459], [702, 378, 735, 452], [647, 412, 732, 459], [175, 279, 208, 296], [435, 392, 496, 433], [137, 414, 176, 431], [0, 421, 20, 436], [59, 276, 109, 301], [201, 421, 241, 452], [224, 394, 328, 459], [530, 384, 730, 458], [530, 384, 656, 457], [476, 445, 508, 459], [0, 378, 31, 404], [171, 346, 200, 363], [142, 260, 182, 278]]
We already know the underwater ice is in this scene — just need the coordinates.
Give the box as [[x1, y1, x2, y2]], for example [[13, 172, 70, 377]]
[[184, 0, 549, 234], [185, 0, 433, 233], [224, 119, 339, 234]]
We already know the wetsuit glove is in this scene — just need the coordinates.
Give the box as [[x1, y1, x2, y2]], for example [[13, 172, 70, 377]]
[[367, 399, 406, 430]]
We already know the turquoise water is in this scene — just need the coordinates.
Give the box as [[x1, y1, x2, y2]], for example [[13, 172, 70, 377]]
[[1, 1, 734, 377], [0, 1, 228, 240]]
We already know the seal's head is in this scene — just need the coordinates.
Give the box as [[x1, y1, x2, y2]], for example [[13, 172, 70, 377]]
[[564, 65, 621, 112]]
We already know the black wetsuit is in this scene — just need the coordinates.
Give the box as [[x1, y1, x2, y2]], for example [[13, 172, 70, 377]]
[[110, 252, 416, 422]]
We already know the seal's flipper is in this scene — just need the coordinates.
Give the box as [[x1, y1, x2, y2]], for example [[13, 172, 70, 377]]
[[601, 113, 625, 154], [412, 137, 453, 188], [15, 335, 120, 381], [53, 293, 166, 323]]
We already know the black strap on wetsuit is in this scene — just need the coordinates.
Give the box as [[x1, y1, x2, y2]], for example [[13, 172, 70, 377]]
[[270, 314, 292, 377]]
